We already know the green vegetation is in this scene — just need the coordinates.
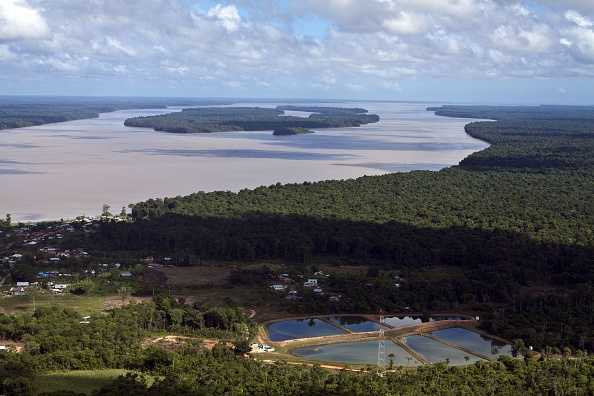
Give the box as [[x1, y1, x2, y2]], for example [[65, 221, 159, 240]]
[[23, 353, 594, 395], [35, 369, 128, 395], [0, 293, 111, 317], [0, 96, 232, 131], [273, 127, 314, 135], [89, 105, 594, 351], [123, 106, 380, 133], [3, 102, 594, 394]]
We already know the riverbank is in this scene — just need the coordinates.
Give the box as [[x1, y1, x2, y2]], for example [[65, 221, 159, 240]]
[[1, 101, 487, 222]]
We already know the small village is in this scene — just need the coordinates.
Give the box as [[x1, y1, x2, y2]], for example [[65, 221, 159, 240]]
[[0, 217, 360, 310], [0, 217, 141, 300]]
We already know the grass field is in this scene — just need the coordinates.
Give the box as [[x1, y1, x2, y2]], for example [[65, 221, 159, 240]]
[[34, 369, 129, 395], [0, 292, 124, 316]]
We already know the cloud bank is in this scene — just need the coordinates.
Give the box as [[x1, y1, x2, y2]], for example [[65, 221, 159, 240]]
[[0, 0, 593, 102]]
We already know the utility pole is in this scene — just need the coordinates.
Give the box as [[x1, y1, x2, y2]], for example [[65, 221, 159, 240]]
[[378, 309, 386, 371]]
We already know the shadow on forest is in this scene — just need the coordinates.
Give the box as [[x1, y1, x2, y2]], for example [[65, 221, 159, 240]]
[[92, 209, 594, 349], [96, 210, 593, 302]]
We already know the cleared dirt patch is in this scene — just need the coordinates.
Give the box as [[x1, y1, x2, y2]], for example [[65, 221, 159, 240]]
[[151, 266, 232, 286], [141, 335, 216, 352]]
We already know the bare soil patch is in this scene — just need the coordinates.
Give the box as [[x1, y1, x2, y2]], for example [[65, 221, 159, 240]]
[[100, 295, 152, 312], [151, 266, 232, 286], [141, 335, 217, 352]]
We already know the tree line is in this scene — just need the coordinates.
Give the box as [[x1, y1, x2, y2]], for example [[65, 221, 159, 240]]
[[3, 291, 594, 395], [0, 97, 232, 131], [123, 106, 380, 133]]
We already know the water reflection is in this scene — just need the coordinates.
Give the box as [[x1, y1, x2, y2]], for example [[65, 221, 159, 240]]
[[402, 335, 485, 365], [431, 328, 515, 358], [292, 340, 422, 366], [117, 148, 357, 161], [267, 319, 346, 342], [327, 316, 380, 332]]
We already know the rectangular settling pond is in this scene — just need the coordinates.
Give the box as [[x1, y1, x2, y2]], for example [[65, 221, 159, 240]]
[[384, 316, 470, 328], [327, 316, 380, 332], [384, 316, 423, 328], [431, 328, 515, 358], [401, 335, 486, 366], [267, 318, 347, 342], [292, 340, 423, 367]]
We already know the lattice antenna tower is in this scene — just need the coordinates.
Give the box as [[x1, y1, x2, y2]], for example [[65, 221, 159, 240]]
[[378, 309, 386, 370]]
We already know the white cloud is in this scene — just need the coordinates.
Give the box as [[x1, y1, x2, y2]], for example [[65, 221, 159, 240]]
[[538, 0, 594, 14], [113, 65, 128, 74], [565, 27, 594, 63], [0, 44, 17, 61], [36, 55, 79, 72], [565, 10, 593, 28], [491, 24, 553, 53], [90, 37, 137, 58], [560, 38, 573, 47], [383, 11, 431, 35], [0, 0, 49, 41], [207, 4, 242, 32], [560, 10, 594, 64], [508, 4, 530, 17], [0, 0, 591, 100]]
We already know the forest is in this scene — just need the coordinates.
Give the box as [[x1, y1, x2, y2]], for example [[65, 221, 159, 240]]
[[1, 289, 594, 395], [0, 97, 231, 130], [3, 102, 594, 395], [91, 105, 594, 351], [4, 299, 594, 395], [123, 106, 380, 133]]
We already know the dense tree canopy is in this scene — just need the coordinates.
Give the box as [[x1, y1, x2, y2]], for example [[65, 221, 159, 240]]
[[87, 105, 594, 350], [3, 104, 594, 394], [0, 97, 231, 131], [123, 106, 379, 133]]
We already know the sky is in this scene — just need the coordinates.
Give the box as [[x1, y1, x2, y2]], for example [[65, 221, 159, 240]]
[[1, 0, 593, 104]]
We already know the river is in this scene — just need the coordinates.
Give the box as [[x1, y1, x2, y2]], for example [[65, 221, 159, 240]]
[[0, 101, 488, 222]]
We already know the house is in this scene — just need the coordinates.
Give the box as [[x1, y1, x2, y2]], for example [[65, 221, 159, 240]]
[[250, 343, 275, 353], [304, 279, 318, 287], [9, 287, 26, 296], [270, 285, 285, 291]]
